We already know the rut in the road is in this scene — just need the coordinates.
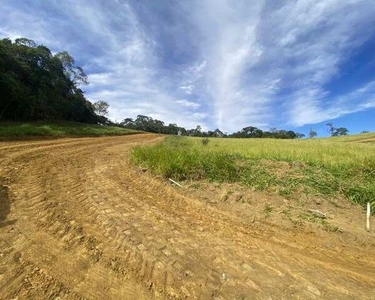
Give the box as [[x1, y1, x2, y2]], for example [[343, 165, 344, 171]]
[[0, 135, 374, 300]]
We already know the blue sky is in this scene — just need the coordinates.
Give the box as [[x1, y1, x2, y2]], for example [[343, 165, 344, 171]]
[[1, 0, 375, 135]]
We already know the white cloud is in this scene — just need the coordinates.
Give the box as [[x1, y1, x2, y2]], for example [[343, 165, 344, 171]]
[[257, 0, 375, 127], [192, 112, 208, 120], [1, 0, 375, 131], [179, 85, 194, 94], [184, 0, 375, 131], [290, 80, 375, 126], [175, 99, 201, 109]]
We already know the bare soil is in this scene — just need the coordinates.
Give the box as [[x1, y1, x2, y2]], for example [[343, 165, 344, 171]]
[[357, 137, 375, 143], [0, 135, 374, 299]]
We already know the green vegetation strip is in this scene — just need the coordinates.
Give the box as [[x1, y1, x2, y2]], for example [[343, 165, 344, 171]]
[[132, 136, 375, 210], [0, 121, 140, 139]]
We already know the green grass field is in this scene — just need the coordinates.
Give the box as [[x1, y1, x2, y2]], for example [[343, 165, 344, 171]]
[[0, 121, 140, 139], [132, 135, 375, 210]]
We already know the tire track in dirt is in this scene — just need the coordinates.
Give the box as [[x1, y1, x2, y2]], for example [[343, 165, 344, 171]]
[[0, 135, 157, 299], [85, 143, 375, 298], [0, 134, 374, 299]]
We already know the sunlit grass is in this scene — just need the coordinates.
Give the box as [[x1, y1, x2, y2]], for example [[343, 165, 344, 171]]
[[188, 136, 375, 168], [132, 135, 375, 210], [0, 121, 140, 138]]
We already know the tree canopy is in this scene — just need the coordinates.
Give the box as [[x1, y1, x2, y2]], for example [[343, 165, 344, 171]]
[[326, 123, 349, 136], [0, 37, 101, 123], [309, 129, 317, 138], [93, 100, 109, 117]]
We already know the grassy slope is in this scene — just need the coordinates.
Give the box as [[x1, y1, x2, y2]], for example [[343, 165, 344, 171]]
[[0, 121, 140, 139], [132, 135, 375, 210], [329, 132, 375, 142]]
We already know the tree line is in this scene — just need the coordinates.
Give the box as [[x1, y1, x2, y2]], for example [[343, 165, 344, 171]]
[[120, 116, 354, 139], [0, 37, 104, 123], [120, 115, 305, 139]]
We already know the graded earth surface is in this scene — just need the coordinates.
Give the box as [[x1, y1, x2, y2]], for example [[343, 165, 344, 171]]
[[0, 135, 374, 299]]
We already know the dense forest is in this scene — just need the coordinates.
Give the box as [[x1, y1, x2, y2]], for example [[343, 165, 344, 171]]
[[0, 37, 103, 123]]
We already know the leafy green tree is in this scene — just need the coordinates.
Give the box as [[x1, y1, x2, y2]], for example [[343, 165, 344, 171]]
[[269, 127, 277, 133], [15, 38, 36, 47], [121, 118, 135, 128], [326, 123, 335, 135], [334, 127, 349, 136], [93, 100, 109, 117], [296, 133, 305, 139], [0, 37, 100, 123], [213, 128, 224, 137], [55, 51, 89, 86], [326, 123, 349, 136], [164, 123, 179, 135], [309, 129, 317, 138]]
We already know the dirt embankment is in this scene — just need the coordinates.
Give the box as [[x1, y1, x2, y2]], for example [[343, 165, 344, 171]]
[[0, 135, 374, 299]]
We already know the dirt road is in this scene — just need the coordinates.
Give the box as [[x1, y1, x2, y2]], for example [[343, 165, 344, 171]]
[[0, 135, 374, 299]]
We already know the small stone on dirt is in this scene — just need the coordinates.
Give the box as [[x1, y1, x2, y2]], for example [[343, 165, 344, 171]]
[[246, 278, 260, 291], [308, 209, 327, 219], [314, 198, 322, 205], [307, 285, 321, 296], [162, 248, 172, 256]]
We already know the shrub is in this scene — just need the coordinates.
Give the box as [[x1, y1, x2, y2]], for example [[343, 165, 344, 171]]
[[201, 138, 210, 146]]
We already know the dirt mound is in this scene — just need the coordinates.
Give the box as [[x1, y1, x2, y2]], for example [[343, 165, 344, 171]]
[[0, 135, 374, 299]]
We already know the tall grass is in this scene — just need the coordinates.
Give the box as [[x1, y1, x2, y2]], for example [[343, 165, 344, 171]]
[[132, 136, 375, 210]]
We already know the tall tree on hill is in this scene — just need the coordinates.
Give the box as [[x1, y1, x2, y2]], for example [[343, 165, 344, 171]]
[[55, 51, 89, 86], [326, 123, 349, 136], [93, 100, 109, 117], [309, 129, 317, 138], [326, 123, 335, 135], [295, 133, 305, 139], [15, 37, 37, 47], [334, 127, 349, 136]]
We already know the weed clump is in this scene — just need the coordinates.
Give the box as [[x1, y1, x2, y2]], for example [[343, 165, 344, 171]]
[[201, 138, 210, 146], [131, 137, 238, 181]]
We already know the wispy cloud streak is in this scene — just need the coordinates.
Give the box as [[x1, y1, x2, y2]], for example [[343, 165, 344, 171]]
[[1, 0, 375, 131]]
